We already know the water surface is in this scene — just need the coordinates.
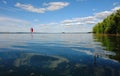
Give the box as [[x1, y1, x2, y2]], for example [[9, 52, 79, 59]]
[[0, 33, 120, 76]]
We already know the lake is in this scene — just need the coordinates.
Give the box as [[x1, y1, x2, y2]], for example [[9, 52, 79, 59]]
[[0, 33, 120, 76]]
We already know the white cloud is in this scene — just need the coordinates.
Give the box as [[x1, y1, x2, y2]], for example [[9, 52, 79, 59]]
[[0, 16, 30, 32], [45, 2, 69, 11], [85, 21, 96, 25], [2, 0, 7, 4], [15, 2, 69, 13], [94, 6, 120, 20], [94, 11, 112, 19], [0, 16, 29, 25], [15, 3, 46, 13], [74, 16, 96, 22], [61, 16, 97, 26], [62, 19, 75, 24], [112, 6, 120, 12]]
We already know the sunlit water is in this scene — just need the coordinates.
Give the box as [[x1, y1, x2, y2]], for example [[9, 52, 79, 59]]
[[0, 33, 120, 76]]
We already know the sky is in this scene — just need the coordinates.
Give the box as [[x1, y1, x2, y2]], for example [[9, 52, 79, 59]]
[[0, 0, 120, 33]]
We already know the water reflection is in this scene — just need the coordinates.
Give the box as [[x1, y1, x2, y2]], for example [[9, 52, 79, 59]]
[[0, 34, 120, 76], [93, 34, 120, 62], [0, 52, 69, 76]]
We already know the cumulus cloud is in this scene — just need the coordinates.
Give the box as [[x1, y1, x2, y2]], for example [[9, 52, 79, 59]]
[[62, 19, 75, 24], [15, 3, 46, 13], [61, 16, 97, 27], [45, 2, 69, 11], [15, 2, 69, 13], [85, 21, 96, 25], [94, 6, 120, 20], [74, 16, 96, 22], [94, 11, 112, 19]]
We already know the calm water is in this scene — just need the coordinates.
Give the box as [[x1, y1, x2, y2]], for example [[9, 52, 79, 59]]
[[0, 33, 120, 76]]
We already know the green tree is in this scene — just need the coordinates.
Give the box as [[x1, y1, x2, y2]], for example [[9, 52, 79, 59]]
[[93, 9, 120, 34]]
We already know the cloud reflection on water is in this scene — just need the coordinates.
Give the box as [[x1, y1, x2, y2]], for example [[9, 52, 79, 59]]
[[0, 33, 120, 76]]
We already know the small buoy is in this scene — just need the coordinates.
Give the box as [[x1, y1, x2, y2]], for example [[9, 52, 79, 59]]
[[30, 28, 34, 33]]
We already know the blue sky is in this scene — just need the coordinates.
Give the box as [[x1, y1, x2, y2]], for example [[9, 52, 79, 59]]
[[0, 0, 120, 32]]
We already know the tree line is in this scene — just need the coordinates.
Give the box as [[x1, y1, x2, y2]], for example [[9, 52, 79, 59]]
[[93, 9, 120, 34]]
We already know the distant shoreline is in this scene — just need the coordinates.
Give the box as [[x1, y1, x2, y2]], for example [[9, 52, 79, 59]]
[[0, 32, 92, 34]]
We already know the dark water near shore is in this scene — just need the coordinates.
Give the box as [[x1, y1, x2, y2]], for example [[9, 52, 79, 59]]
[[0, 33, 120, 76]]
